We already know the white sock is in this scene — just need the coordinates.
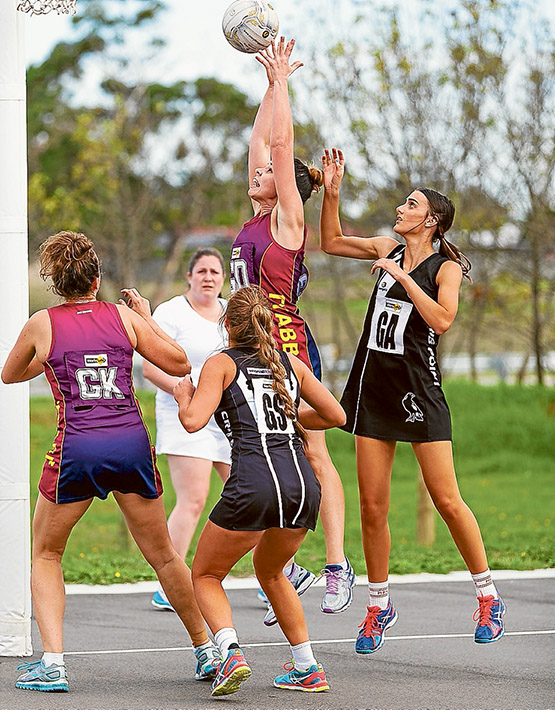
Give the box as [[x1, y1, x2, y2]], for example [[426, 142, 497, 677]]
[[368, 580, 389, 610], [325, 558, 349, 570], [290, 641, 316, 672], [193, 640, 214, 655], [472, 569, 498, 598], [42, 652, 64, 667], [214, 627, 239, 656]]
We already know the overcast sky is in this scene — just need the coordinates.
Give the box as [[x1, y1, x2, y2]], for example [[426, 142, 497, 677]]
[[23, 0, 336, 96]]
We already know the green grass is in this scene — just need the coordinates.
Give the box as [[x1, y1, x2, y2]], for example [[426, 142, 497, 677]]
[[29, 382, 555, 584]]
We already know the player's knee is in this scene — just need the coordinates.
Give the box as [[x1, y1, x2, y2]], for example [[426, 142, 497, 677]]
[[360, 498, 389, 527], [433, 495, 463, 522]]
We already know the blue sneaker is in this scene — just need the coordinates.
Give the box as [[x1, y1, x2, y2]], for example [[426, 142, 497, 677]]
[[194, 642, 221, 681], [210, 648, 252, 696], [151, 589, 174, 612], [355, 601, 398, 654], [474, 595, 505, 643], [274, 662, 329, 692], [263, 563, 316, 627], [321, 558, 355, 613], [16, 660, 68, 692]]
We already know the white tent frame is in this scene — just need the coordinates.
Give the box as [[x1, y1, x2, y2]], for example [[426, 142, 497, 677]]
[[0, 1, 32, 657]]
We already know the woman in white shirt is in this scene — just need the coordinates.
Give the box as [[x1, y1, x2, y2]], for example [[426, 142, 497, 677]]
[[143, 248, 230, 615]]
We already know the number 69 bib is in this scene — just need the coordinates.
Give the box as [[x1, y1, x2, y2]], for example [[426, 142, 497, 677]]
[[252, 378, 296, 435], [368, 295, 413, 355]]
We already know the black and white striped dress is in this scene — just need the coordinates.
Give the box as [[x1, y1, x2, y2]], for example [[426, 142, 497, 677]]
[[210, 347, 321, 531]]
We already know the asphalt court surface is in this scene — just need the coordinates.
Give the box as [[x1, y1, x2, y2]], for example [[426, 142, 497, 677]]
[[0, 574, 553, 710]]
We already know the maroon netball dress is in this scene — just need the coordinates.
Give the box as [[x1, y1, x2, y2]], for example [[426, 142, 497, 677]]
[[40, 300, 162, 504]]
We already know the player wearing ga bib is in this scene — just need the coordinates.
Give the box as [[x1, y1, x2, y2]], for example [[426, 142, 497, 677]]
[[341, 243, 452, 442], [210, 347, 321, 532], [41, 300, 162, 503], [230, 212, 322, 380]]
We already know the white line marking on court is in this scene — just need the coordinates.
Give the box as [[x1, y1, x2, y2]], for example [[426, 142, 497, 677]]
[[65, 568, 555, 595], [64, 629, 555, 656]]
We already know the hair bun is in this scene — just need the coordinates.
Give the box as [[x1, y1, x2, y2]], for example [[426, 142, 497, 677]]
[[309, 166, 324, 191]]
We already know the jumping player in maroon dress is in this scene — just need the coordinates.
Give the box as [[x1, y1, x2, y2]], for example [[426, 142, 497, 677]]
[[2, 231, 220, 692], [230, 38, 355, 620]]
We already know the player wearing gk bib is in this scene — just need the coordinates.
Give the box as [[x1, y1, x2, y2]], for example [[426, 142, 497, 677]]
[[175, 287, 345, 696], [237, 37, 354, 620], [2, 231, 219, 693], [40, 300, 161, 503], [320, 148, 505, 655]]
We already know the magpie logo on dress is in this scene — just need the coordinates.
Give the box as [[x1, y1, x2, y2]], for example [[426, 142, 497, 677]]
[[402, 392, 424, 423]]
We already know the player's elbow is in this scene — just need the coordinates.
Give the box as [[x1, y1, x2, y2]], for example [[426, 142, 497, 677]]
[[166, 358, 191, 377], [434, 316, 455, 335], [180, 412, 202, 434], [1, 369, 15, 384]]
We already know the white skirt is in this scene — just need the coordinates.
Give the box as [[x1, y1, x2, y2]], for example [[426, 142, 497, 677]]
[[155, 407, 231, 464]]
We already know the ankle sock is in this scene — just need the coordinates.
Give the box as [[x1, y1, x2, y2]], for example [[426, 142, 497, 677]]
[[214, 627, 239, 656], [42, 652, 64, 667], [290, 641, 316, 672], [472, 569, 498, 598], [368, 580, 389, 610]]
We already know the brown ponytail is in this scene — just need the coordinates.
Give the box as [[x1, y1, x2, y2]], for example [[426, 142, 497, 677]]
[[39, 231, 101, 299], [224, 287, 307, 446], [417, 187, 472, 281], [294, 158, 324, 204]]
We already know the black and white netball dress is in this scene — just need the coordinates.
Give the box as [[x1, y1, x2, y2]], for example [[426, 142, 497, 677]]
[[341, 243, 452, 442], [211, 348, 321, 532]]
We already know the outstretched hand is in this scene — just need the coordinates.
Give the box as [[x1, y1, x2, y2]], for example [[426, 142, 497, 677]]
[[119, 288, 151, 319], [322, 148, 345, 194], [256, 37, 303, 84]]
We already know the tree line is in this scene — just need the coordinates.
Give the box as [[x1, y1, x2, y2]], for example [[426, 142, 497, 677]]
[[26, 0, 554, 384]]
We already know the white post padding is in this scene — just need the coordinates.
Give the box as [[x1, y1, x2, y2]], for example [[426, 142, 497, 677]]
[[0, 2, 32, 656]]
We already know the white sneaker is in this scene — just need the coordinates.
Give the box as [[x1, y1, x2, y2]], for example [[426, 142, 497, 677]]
[[263, 563, 316, 627], [320, 558, 355, 614]]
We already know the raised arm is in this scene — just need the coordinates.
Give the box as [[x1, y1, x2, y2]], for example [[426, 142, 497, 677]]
[[248, 84, 273, 214], [256, 38, 305, 249], [320, 148, 398, 260]]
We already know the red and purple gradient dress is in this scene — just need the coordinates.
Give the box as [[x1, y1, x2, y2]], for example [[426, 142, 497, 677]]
[[40, 301, 162, 504], [229, 212, 322, 379]]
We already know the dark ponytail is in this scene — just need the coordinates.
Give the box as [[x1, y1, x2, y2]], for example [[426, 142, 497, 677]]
[[417, 187, 472, 281]]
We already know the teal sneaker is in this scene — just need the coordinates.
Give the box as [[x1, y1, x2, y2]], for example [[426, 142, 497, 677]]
[[273, 662, 329, 692], [210, 648, 251, 696], [16, 660, 69, 692], [474, 595, 505, 643], [151, 589, 174, 611], [194, 643, 221, 681]]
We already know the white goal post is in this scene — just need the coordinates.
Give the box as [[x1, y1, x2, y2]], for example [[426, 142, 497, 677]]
[[0, 1, 32, 657]]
